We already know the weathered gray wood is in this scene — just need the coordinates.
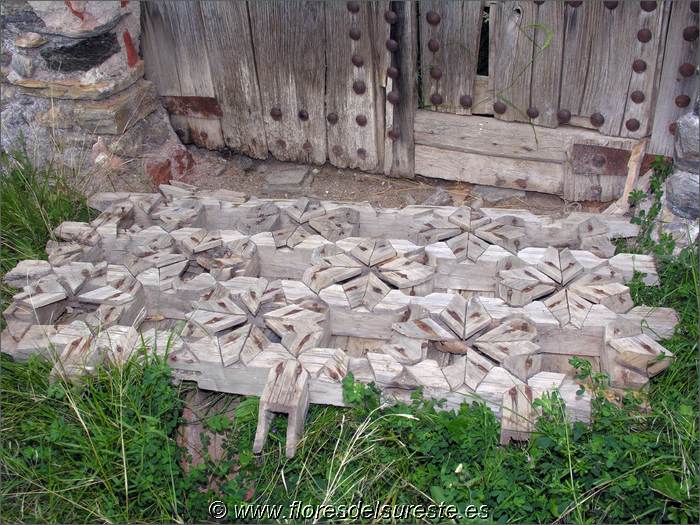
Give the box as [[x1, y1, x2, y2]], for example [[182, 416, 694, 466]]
[[492, 1, 536, 122], [142, 1, 223, 149], [620, 2, 668, 139], [579, 2, 639, 137], [199, 1, 268, 158], [419, 1, 483, 115], [325, 1, 388, 171], [530, 0, 565, 128], [558, 1, 594, 116], [649, 1, 699, 155], [385, 0, 417, 178], [249, 1, 326, 164]]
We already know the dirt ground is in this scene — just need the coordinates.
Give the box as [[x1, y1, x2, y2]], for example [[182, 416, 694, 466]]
[[101, 143, 608, 216]]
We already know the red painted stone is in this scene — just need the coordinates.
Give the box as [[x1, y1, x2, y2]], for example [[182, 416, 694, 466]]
[[64, 0, 85, 21], [173, 149, 194, 176], [120, 0, 129, 7], [146, 158, 172, 187], [123, 30, 138, 68]]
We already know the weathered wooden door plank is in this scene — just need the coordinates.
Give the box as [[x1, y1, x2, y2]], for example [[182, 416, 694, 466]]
[[249, 0, 326, 164], [325, 1, 389, 172], [492, 0, 536, 123], [199, 1, 268, 159], [558, 1, 594, 117], [530, 0, 565, 128], [384, 0, 417, 178], [419, 0, 483, 115], [649, 0, 699, 155], [619, 1, 668, 139]]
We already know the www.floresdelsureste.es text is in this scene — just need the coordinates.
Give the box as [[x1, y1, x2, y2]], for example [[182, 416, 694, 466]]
[[208, 499, 491, 521]]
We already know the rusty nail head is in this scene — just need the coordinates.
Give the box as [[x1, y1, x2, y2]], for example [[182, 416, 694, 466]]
[[683, 26, 699, 41], [493, 101, 507, 114], [356, 114, 368, 126], [557, 109, 571, 123], [625, 118, 641, 131], [592, 154, 606, 168], [430, 93, 444, 105], [675, 94, 691, 108], [332, 145, 343, 156], [351, 54, 364, 67], [387, 90, 400, 105], [566, 1, 583, 7], [679, 63, 696, 77], [630, 90, 645, 103], [426, 11, 441, 25], [270, 107, 282, 120], [327, 112, 338, 124], [534, 1, 545, 5], [459, 95, 473, 108], [637, 28, 652, 43], [388, 128, 400, 140], [384, 10, 397, 24], [692, 1, 699, 13], [430, 66, 443, 80], [298, 109, 309, 121], [387, 66, 400, 79], [276, 139, 286, 149], [386, 39, 399, 52], [352, 80, 367, 95], [349, 27, 361, 40], [428, 38, 440, 53], [590, 112, 605, 127], [527, 107, 539, 119], [603, 1, 618, 9], [346, 1, 360, 14], [357, 148, 367, 158], [302, 141, 312, 151], [640, 1, 657, 12], [632, 59, 647, 73], [669, 122, 677, 135]]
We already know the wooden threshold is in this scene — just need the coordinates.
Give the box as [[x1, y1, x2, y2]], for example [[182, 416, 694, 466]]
[[414, 110, 641, 199]]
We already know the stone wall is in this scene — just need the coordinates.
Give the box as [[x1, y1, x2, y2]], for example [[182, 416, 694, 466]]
[[1, 0, 192, 190]]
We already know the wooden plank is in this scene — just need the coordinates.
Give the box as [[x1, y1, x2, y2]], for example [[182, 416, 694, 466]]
[[559, 1, 594, 116], [199, 1, 268, 159], [415, 144, 564, 195], [492, 0, 536, 122], [249, 1, 326, 164], [150, 1, 223, 150], [649, 1, 699, 155], [530, 0, 565, 128], [325, 1, 388, 172], [580, 2, 636, 136], [419, 1, 483, 115], [620, 1, 668, 139], [414, 111, 637, 163], [385, 0, 417, 177], [141, 2, 181, 97]]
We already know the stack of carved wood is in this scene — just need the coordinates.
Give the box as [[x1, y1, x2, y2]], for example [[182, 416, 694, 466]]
[[2, 182, 678, 455]]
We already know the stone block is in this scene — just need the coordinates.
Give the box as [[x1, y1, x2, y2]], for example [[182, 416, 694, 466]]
[[666, 170, 699, 220], [262, 164, 313, 195], [674, 112, 699, 173]]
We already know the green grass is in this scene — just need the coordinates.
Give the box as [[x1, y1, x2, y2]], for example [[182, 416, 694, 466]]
[[0, 149, 94, 326], [0, 152, 697, 523]]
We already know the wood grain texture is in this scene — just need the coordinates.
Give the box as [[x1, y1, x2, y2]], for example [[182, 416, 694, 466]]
[[649, 0, 699, 155], [492, 0, 536, 122], [325, 1, 388, 172], [620, 2, 667, 139], [580, 2, 636, 136], [558, 1, 594, 116], [419, 0, 483, 115], [415, 144, 564, 195], [141, 1, 223, 149], [385, 0, 417, 177], [530, 0, 565, 128], [249, 0, 326, 164], [199, 1, 268, 158]]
